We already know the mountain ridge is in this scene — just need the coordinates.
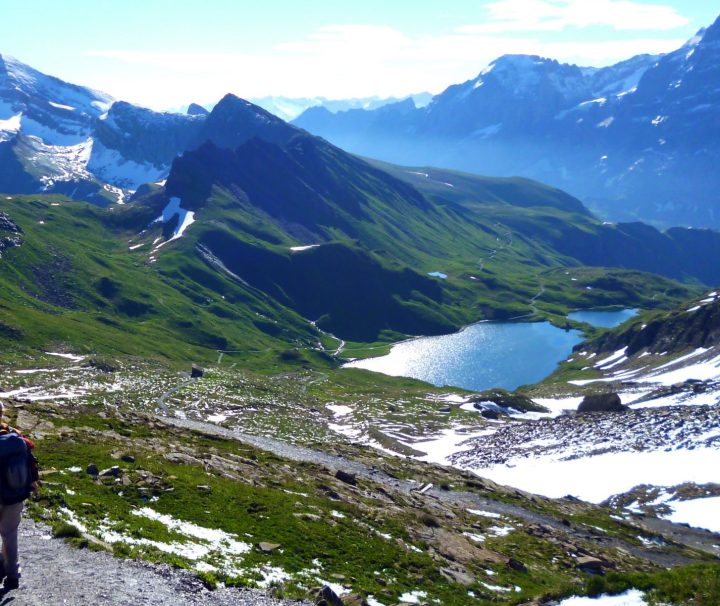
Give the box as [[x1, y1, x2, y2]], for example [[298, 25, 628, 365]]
[[293, 15, 720, 228]]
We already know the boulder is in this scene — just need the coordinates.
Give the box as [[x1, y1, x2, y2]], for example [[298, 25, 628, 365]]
[[507, 557, 528, 572], [335, 470, 357, 486], [258, 542, 281, 554], [576, 555, 605, 572], [86, 463, 99, 476], [191, 364, 205, 378], [99, 465, 121, 478], [309, 585, 344, 606], [577, 393, 626, 413]]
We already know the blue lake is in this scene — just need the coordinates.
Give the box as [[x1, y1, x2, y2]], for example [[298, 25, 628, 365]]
[[345, 321, 582, 391], [567, 308, 638, 328]]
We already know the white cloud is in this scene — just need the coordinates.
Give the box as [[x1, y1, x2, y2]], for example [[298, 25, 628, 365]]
[[462, 0, 691, 33], [82, 18, 687, 110]]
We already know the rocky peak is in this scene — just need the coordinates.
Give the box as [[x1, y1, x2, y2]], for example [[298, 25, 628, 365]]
[[700, 14, 720, 44], [186, 102, 209, 116], [201, 93, 301, 150]]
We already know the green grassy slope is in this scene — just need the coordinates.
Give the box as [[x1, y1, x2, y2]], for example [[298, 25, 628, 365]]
[[0, 132, 710, 359], [0, 195, 322, 364]]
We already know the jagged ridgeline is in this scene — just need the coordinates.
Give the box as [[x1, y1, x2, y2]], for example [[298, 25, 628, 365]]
[[294, 14, 720, 229], [2, 113, 720, 359]]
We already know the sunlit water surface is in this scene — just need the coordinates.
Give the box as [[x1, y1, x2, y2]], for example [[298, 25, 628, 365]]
[[345, 321, 582, 391]]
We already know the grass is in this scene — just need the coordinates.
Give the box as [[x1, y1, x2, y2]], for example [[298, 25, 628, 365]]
[[16, 395, 716, 606]]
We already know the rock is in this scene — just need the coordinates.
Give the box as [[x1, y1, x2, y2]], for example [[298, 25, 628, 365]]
[[191, 364, 205, 378], [86, 464, 99, 476], [507, 557, 528, 572], [0, 212, 22, 234], [342, 594, 369, 606], [480, 409, 500, 420], [335, 470, 357, 486], [309, 585, 344, 606], [99, 466, 121, 478], [431, 529, 505, 565], [576, 556, 605, 572], [164, 452, 203, 466], [258, 542, 281, 554], [121, 453, 135, 463], [293, 513, 322, 522], [86, 357, 118, 373], [439, 564, 475, 585], [196, 485, 212, 492], [15, 410, 40, 431], [577, 393, 626, 413]]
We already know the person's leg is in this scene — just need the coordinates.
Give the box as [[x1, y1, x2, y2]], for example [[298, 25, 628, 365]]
[[0, 502, 24, 581]]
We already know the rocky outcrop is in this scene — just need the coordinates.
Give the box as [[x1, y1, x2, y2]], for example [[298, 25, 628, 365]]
[[577, 393, 626, 414], [0, 211, 23, 257]]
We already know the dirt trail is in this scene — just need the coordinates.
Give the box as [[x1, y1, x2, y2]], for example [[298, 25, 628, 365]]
[[158, 416, 719, 567], [7, 519, 307, 606]]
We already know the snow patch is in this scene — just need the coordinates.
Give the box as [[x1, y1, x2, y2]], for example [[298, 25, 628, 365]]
[[557, 589, 647, 605], [152, 197, 196, 250], [478, 447, 720, 504], [664, 496, 720, 533]]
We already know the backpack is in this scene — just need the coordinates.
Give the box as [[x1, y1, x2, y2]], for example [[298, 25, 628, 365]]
[[0, 433, 33, 505]]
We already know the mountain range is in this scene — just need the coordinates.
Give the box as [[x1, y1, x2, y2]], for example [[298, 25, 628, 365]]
[[3, 38, 720, 354], [248, 92, 433, 122], [294, 14, 720, 229]]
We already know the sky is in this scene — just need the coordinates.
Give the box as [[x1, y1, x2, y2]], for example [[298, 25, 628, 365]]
[[2, 0, 718, 110]]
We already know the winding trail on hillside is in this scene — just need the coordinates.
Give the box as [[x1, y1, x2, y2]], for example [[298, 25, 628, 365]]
[[157, 416, 720, 567], [9, 519, 307, 606]]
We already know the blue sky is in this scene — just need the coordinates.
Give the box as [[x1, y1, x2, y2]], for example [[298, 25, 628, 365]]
[[4, 0, 717, 109]]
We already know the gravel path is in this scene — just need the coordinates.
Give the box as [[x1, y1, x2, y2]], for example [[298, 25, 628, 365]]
[[158, 416, 720, 566], [6, 518, 308, 606]]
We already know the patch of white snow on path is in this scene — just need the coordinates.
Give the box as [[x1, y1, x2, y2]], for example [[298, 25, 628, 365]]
[[557, 589, 648, 605], [478, 448, 720, 503]]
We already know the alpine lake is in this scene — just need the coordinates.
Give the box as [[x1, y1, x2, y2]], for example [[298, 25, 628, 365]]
[[345, 309, 637, 391]]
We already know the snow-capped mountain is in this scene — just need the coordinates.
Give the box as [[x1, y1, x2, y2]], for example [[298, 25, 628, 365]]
[[0, 55, 300, 205], [294, 14, 720, 228]]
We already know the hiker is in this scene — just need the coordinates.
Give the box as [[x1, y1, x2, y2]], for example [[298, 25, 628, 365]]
[[0, 401, 39, 590]]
